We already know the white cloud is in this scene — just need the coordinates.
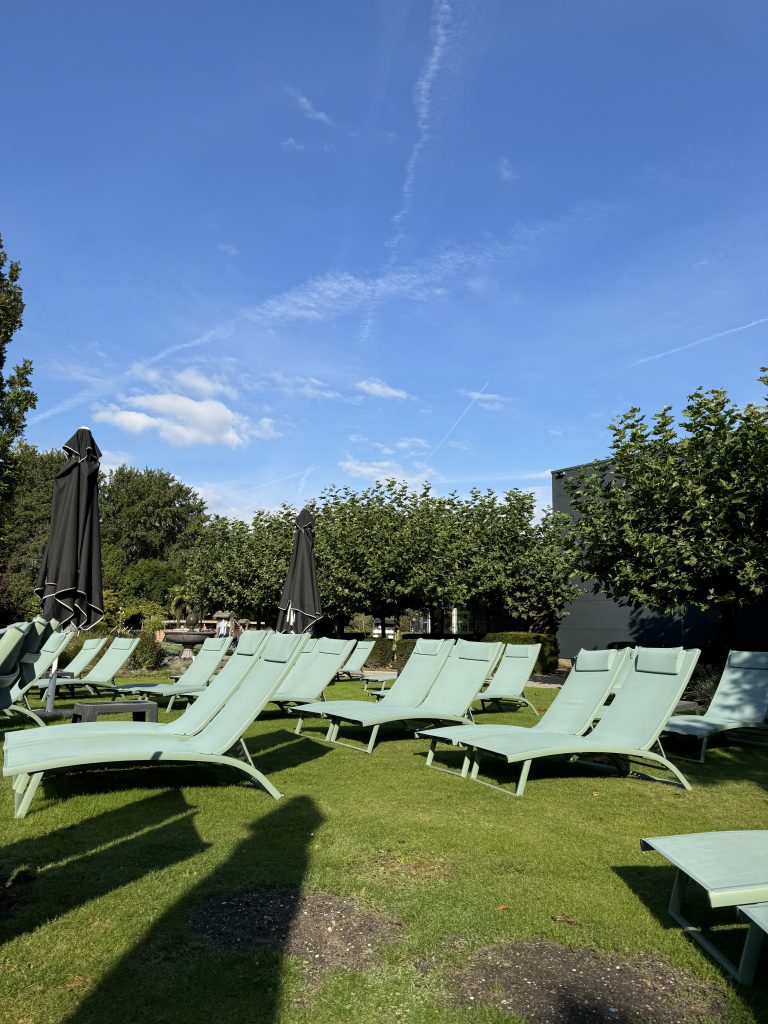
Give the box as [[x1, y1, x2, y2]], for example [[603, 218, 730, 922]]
[[281, 137, 306, 152], [99, 449, 134, 475], [498, 157, 517, 182], [173, 367, 234, 399], [460, 389, 509, 411], [269, 373, 340, 399], [286, 87, 334, 126], [355, 378, 410, 400], [395, 436, 429, 450], [94, 393, 278, 448], [217, 242, 240, 257], [338, 457, 433, 487]]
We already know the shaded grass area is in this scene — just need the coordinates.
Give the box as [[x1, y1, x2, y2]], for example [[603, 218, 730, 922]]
[[1, 680, 767, 1023]]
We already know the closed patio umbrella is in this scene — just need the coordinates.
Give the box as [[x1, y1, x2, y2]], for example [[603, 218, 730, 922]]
[[276, 507, 322, 634], [35, 427, 104, 710]]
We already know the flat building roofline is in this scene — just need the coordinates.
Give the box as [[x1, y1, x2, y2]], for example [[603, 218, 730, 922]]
[[551, 458, 611, 477]]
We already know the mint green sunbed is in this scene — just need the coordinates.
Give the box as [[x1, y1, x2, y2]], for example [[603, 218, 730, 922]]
[[641, 831, 768, 984], [337, 639, 375, 679], [662, 650, 768, 762], [3, 632, 309, 818], [2, 631, 73, 726], [476, 642, 542, 714], [46, 637, 107, 689], [419, 646, 631, 774], [296, 639, 501, 753], [459, 646, 700, 796], [75, 637, 140, 691], [270, 638, 356, 731], [104, 635, 233, 703]]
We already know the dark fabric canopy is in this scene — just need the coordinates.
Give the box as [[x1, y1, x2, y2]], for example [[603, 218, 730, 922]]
[[34, 427, 104, 630], [276, 507, 322, 634]]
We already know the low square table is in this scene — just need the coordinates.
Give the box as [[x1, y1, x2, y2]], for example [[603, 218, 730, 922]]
[[71, 700, 159, 724]]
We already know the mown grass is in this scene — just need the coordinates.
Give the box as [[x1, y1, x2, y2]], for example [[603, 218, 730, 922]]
[[1, 679, 766, 1024]]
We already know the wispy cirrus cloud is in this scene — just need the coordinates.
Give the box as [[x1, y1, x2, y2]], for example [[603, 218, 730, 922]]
[[217, 242, 240, 257], [281, 137, 306, 152], [498, 157, 517, 183], [338, 456, 436, 487], [245, 372, 340, 400], [94, 393, 279, 448], [355, 378, 410, 400], [173, 367, 234, 399], [460, 388, 509, 410], [286, 87, 334, 126]]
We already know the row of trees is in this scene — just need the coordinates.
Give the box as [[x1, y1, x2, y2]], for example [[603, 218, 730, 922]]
[[185, 483, 580, 633]]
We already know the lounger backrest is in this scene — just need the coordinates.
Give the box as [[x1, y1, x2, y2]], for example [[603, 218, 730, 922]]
[[0, 622, 30, 680], [18, 616, 55, 660], [173, 636, 232, 688], [172, 637, 267, 735], [81, 637, 140, 684], [535, 647, 631, 734], [381, 638, 454, 706], [420, 640, 505, 714], [195, 632, 309, 754], [18, 630, 73, 688], [482, 643, 541, 699], [232, 630, 271, 657], [273, 638, 356, 700], [591, 646, 700, 749], [340, 639, 374, 674], [60, 637, 107, 678], [705, 651, 768, 725]]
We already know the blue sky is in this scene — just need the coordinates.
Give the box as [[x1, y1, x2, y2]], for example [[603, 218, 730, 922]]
[[4, 1, 767, 519]]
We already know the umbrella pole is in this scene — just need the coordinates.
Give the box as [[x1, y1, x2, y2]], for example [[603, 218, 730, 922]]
[[44, 655, 60, 714]]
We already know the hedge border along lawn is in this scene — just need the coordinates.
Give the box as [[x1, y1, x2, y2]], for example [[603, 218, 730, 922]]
[[482, 631, 559, 674], [0, 677, 766, 1024]]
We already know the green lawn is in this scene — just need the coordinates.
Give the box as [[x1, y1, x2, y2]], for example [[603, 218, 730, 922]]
[[1, 680, 766, 1024]]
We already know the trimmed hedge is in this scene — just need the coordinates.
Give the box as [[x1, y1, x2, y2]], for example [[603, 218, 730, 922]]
[[483, 631, 559, 674], [394, 637, 417, 673], [366, 639, 395, 669]]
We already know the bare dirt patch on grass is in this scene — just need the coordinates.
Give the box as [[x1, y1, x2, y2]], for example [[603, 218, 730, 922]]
[[448, 939, 727, 1023], [365, 852, 453, 881], [190, 889, 403, 982]]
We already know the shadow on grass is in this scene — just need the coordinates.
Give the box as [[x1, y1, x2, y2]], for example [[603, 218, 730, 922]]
[[0, 792, 208, 946], [61, 795, 323, 1024]]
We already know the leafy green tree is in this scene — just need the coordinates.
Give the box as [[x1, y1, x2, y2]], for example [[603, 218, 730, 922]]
[[566, 370, 768, 625], [100, 466, 207, 563], [0, 235, 37, 526]]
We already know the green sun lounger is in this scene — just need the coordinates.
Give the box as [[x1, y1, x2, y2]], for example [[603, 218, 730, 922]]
[[2, 631, 74, 726], [73, 636, 140, 691], [419, 646, 632, 774], [296, 639, 502, 753], [45, 636, 107, 690], [104, 635, 233, 702], [0, 617, 61, 689], [457, 646, 700, 797], [3, 632, 310, 818], [476, 642, 542, 714], [641, 831, 768, 984], [271, 638, 356, 731], [662, 650, 768, 762], [337, 639, 375, 680]]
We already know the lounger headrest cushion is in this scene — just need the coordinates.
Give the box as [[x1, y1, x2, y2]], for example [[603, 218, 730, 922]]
[[505, 644, 537, 658], [728, 650, 768, 671], [112, 638, 137, 650], [41, 631, 70, 653], [264, 634, 302, 663], [456, 640, 495, 661], [635, 647, 683, 675], [0, 623, 28, 674], [414, 639, 446, 656], [201, 636, 229, 651], [574, 649, 616, 672], [234, 631, 263, 655], [314, 639, 347, 655]]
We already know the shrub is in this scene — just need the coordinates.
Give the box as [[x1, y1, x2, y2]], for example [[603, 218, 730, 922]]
[[394, 637, 417, 673], [685, 663, 721, 705], [483, 631, 559, 674], [366, 639, 395, 669], [132, 617, 164, 671]]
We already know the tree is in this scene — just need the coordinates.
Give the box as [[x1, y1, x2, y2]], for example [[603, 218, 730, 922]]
[[0, 234, 37, 521], [566, 370, 768, 625], [100, 466, 208, 563]]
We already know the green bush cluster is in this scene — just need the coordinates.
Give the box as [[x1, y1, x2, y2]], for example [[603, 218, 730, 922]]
[[132, 617, 164, 671], [483, 631, 559, 674], [366, 639, 395, 669], [394, 637, 417, 673]]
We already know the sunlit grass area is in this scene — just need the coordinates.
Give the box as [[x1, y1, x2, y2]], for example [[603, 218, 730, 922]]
[[1, 680, 766, 1024]]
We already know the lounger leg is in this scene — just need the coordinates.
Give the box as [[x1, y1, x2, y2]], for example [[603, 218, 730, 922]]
[[426, 738, 437, 767], [698, 737, 708, 764], [668, 869, 689, 916], [515, 759, 532, 797], [470, 750, 480, 780], [460, 751, 472, 777], [13, 772, 30, 794], [166, 696, 175, 715], [366, 724, 380, 754], [12, 704, 46, 728], [294, 715, 304, 736], [15, 772, 43, 818], [737, 922, 765, 985]]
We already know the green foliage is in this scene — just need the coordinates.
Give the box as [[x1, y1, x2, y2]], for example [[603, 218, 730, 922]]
[[366, 639, 395, 669], [566, 369, 768, 620], [394, 637, 417, 672], [483, 631, 559, 674], [132, 617, 164, 670], [0, 235, 37, 518]]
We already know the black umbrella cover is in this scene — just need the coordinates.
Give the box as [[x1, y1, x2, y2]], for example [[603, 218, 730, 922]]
[[35, 427, 104, 630], [276, 507, 322, 634]]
